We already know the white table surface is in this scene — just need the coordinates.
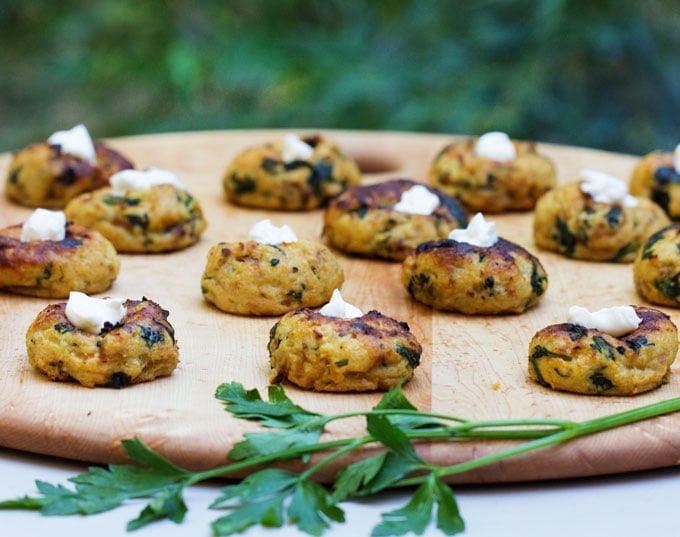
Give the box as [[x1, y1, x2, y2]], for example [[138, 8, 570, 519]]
[[0, 446, 678, 536]]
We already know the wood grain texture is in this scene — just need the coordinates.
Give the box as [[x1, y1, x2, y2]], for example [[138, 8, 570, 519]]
[[1, 130, 679, 483]]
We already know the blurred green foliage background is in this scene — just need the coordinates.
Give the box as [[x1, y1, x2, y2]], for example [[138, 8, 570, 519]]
[[1, 0, 678, 155]]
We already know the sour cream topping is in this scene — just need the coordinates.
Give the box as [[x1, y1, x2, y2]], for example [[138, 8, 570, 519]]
[[474, 131, 517, 162], [282, 134, 314, 162], [673, 143, 680, 173], [110, 168, 185, 194], [579, 169, 638, 207], [393, 185, 440, 215], [319, 288, 363, 319], [448, 212, 498, 247], [21, 208, 66, 242], [47, 124, 97, 164], [65, 291, 126, 334], [248, 219, 298, 244], [567, 305, 641, 337]]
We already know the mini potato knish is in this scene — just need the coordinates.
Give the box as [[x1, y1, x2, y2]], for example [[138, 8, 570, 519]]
[[528, 306, 678, 395], [26, 298, 179, 388], [65, 183, 207, 253], [533, 182, 669, 262], [323, 178, 468, 261], [268, 308, 421, 392], [428, 136, 556, 213], [402, 238, 548, 314], [201, 239, 344, 316], [5, 140, 133, 209], [0, 222, 120, 298], [223, 134, 361, 211]]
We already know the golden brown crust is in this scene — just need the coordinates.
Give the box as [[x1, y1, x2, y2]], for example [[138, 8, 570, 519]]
[[64, 184, 207, 253], [0, 222, 120, 297], [222, 134, 361, 210], [268, 308, 421, 392], [5, 141, 134, 208], [201, 239, 344, 316], [323, 178, 468, 260], [528, 306, 678, 395], [428, 137, 556, 213], [401, 237, 548, 314], [629, 150, 679, 219], [533, 182, 670, 262], [26, 298, 180, 388], [633, 223, 680, 306]]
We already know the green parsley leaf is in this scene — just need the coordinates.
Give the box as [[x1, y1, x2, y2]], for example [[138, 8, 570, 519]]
[[371, 476, 435, 536], [127, 484, 187, 530], [359, 453, 422, 495], [215, 382, 320, 428], [332, 452, 388, 501], [433, 478, 465, 535], [288, 480, 345, 536], [211, 469, 296, 534], [212, 494, 287, 535], [228, 428, 322, 461], [2, 383, 680, 537], [366, 413, 422, 464], [374, 383, 443, 431]]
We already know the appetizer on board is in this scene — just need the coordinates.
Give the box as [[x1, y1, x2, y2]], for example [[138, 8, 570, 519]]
[[5, 124, 133, 208], [201, 219, 344, 316], [223, 133, 361, 210], [428, 131, 556, 213], [323, 178, 468, 261], [528, 305, 678, 395], [533, 169, 669, 262], [402, 213, 548, 314], [0, 208, 119, 298], [65, 167, 206, 253], [26, 292, 180, 388], [268, 289, 422, 391]]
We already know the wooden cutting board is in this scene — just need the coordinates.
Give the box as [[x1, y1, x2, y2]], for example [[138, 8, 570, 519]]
[[1, 130, 679, 484]]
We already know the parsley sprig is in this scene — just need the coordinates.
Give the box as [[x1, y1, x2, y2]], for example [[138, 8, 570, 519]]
[[2, 381, 680, 536]]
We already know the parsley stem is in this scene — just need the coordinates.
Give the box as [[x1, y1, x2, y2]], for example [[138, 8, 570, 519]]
[[395, 397, 680, 486], [299, 437, 370, 481], [183, 436, 371, 486]]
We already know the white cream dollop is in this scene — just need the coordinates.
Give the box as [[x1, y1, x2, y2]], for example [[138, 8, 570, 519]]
[[64, 291, 126, 334], [248, 219, 298, 244], [281, 134, 314, 162], [393, 185, 440, 215], [110, 168, 185, 194], [567, 305, 642, 337], [448, 212, 498, 247], [21, 208, 67, 242], [47, 124, 97, 165], [579, 169, 638, 207], [474, 131, 517, 162], [673, 143, 680, 173], [319, 289, 363, 319]]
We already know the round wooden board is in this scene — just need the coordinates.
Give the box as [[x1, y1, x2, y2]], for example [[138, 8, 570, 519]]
[[1, 130, 679, 484]]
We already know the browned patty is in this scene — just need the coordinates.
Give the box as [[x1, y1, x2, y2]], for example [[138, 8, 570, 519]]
[[223, 134, 362, 210], [633, 223, 680, 306], [5, 141, 134, 208], [528, 306, 678, 395], [201, 239, 344, 316], [0, 222, 120, 297], [26, 297, 179, 388], [65, 184, 207, 253], [402, 237, 548, 314], [268, 308, 421, 391], [323, 178, 468, 260], [629, 150, 680, 219], [428, 137, 556, 213], [533, 181, 670, 262]]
